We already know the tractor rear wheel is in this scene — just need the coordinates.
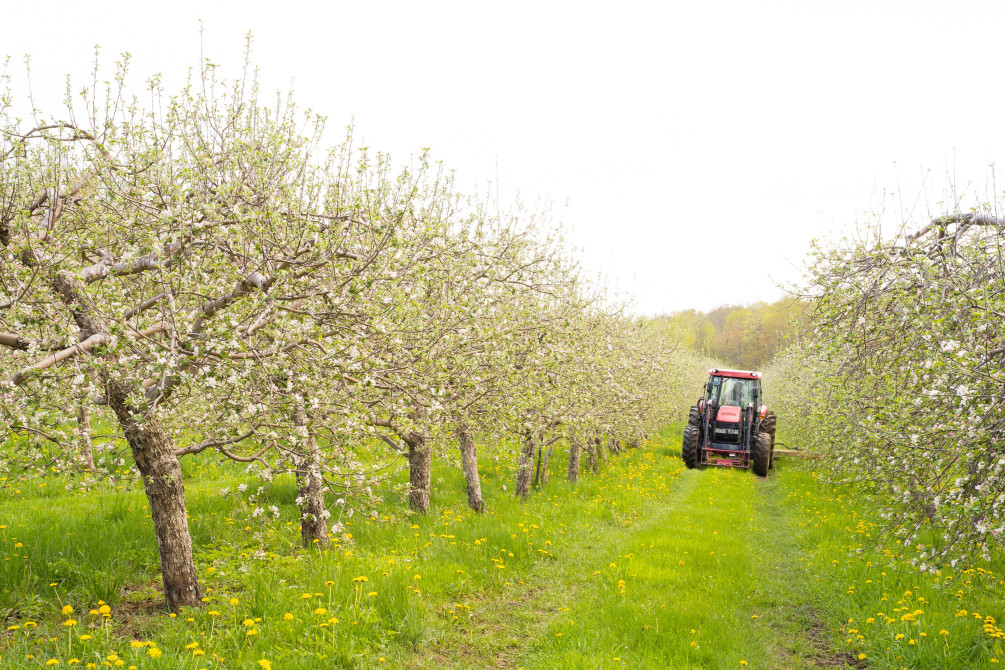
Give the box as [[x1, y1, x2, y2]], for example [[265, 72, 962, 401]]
[[681, 426, 699, 469], [752, 432, 771, 477], [687, 405, 700, 428]]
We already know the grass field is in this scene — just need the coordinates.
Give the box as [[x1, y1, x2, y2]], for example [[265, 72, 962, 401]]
[[1, 425, 1002, 669]]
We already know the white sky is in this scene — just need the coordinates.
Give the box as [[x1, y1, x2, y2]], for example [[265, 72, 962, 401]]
[[3, 0, 1003, 313]]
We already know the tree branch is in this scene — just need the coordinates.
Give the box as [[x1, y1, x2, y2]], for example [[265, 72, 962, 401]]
[[174, 429, 257, 457], [5, 333, 112, 386]]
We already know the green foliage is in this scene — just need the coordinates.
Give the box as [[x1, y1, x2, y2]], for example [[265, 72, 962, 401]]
[[660, 299, 808, 370]]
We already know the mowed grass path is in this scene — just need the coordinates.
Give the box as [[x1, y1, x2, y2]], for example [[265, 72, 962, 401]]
[[417, 443, 838, 670], [1, 426, 1002, 669]]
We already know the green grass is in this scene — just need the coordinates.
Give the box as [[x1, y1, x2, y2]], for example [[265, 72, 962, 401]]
[[0, 425, 1002, 669]]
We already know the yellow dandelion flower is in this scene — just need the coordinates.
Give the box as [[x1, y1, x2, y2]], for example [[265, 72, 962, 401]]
[[283, 613, 294, 621], [148, 648, 162, 659], [61, 605, 73, 616], [257, 661, 272, 670]]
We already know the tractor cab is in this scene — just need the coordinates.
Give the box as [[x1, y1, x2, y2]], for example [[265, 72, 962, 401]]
[[707, 375, 756, 409]]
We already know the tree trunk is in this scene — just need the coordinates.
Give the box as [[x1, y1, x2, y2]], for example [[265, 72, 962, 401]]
[[53, 271, 200, 611], [406, 406, 433, 513], [77, 397, 94, 472], [516, 430, 537, 499], [293, 402, 328, 548], [106, 382, 201, 611], [540, 444, 554, 485], [456, 423, 484, 513], [598, 436, 608, 463], [567, 437, 581, 482], [407, 432, 432, 513]]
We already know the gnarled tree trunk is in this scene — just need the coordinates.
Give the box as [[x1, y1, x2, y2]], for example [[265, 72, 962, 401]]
[[406, 406, 433, 513], [106, 382, 201, 610], [539, 443, 554, 486], [597, 436, 608, 464], [407, 432, 432, 513], [293, 401, 329, 548], [516, 430, 537, 499], [54, 271, 201, 611], [567, 436, 581, 482], [456, 423, 484, 513], [589, 437, 599, 472]]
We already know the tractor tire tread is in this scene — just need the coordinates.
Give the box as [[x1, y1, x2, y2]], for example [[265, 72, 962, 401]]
[[682, 425, 699, 470], [687, 405, 701, 428], [752, 431, 771, 477]]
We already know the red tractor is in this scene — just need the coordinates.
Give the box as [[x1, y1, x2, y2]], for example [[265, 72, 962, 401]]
[[681, 368, 776, 477]]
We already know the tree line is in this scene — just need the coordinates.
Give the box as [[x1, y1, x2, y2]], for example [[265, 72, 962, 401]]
[[0, 53, 705, 609], [658, 299, 807, 370]]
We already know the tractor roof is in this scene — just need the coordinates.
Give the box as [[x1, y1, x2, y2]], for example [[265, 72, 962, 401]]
[[708, 368, 762, 380]]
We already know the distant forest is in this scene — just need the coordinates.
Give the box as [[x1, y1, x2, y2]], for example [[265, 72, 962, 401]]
[[658, 298, 807, 370]]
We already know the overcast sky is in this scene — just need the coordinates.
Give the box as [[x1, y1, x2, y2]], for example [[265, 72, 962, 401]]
[[4, 1, 1003, 313]]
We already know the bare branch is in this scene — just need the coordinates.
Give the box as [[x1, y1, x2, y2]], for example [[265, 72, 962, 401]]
[[6, 333, 112, 386], [174, 429, 257, 457], [122, 291, 172, 320]]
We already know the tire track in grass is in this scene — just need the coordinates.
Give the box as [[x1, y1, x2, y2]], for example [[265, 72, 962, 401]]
[[749, 460, 864, 669], [511, 457, 842, 668]]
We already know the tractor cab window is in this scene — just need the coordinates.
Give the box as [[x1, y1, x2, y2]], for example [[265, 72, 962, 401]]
[[709, 377, 754, 407]]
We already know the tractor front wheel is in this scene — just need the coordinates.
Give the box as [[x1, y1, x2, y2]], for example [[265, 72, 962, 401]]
[[752, 432, 771, 477], [681, 426, 699, 469], [687, 405, 700, 428]]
